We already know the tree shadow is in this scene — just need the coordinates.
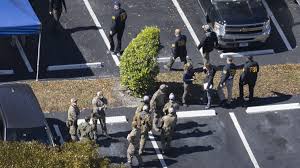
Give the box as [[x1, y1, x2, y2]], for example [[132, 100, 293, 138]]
[[96, 137, 120, 147]]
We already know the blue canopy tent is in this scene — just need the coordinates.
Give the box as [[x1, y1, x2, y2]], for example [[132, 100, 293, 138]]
[[0, 0, 42, 80]]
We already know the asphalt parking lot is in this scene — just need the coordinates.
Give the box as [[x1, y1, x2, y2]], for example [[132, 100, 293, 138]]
[[45, 95, 300, 168], [1, 0, 300, 81]]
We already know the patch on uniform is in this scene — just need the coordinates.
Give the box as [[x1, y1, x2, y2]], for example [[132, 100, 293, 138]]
[[112, 16, 116, 20], [171, 44, 175, 47], [223, 70, 227, 74]]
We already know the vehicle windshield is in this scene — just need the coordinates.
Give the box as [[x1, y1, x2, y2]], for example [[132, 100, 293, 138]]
[[6, 126, 51, 145]]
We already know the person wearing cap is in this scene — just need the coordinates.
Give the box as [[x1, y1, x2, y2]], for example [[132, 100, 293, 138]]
[[126, 121, 143, 167], [203, 63, 216, 109], [49, 0, 67, 31], [182, 62, 195, 106], [77, 116, 93, 142], [164, 29, 188, 71], [197, 24, 218, 65], [160, 107, 177, 154], [91, 91, 108, 139], [150, 84, 169, 132], [108, 1, 127, 56], [217, 56, 236, 107], [67, 98, 80, 139], [163, 93, 180, 115], [139, 105, 152, 155], [238, 56, 259, 103]]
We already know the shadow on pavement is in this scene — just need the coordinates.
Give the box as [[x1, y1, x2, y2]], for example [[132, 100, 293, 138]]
[[97, 137, 121, 147], [176, 122, 207, 132], [173, 129, 213, 140], [143, 159, 177, 168], [166, 145, 214, 158]]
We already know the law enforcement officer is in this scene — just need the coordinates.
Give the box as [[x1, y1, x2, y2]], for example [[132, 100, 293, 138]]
[[203, 63, 216, 109], [197, 25, 218, 65], [182, 63, 195, 106], [217, 56, 236, 107], [67, 120, 78, 141], [139, 105, 152, 155], [126, 121, 143, 167], [150, 84, 168, 132], [132, 95, 150, 130], [77, 116, 93, 142], [91, 91, 108, 139], [164, 29, 187, 70], [160, 107, 177, 154], [108, 1, 127, 56], [163, 93, 180, 115], [67, 98, 80, 139], [239, 56, 259, 103], [49, 0, 67, 31]]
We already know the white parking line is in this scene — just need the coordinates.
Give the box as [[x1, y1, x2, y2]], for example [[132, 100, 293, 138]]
[[177, 110, 216, 118], [246, 103, 300, 114], [297, 0, 300, 5], [77, 116, 128, 125], [148, 131, 168, 168], [82, 0, 120, 66], [14, 36, 34, 72], [47, 62, 103, 71], [0, 70, 14, 75], [220, 49, 274, 58], [53, 124, 65, 144], [262, 0, 292, 51], [171, 0, 200, 45], [229, 112, 260, 168], [157, 57, 180, 63]]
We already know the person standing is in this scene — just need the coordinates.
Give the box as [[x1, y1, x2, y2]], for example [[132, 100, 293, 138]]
[[132, 95, 150, 130], [217, 56, 236, 107], [126, 121, 143, 167], [139, 105, 152, 155], [49, 0, 67, 31], [164, 29, 188, 70], [160, 107, 177, 154], [182, 63, 195, 106], [203, 63, 216, 109], [91, 91, 108, 139], [108, 1, 127, 56], [239, 56, 259, 103], [77, 116, 93, 142], [150, 84, 168, 132], [163, 93, 180, 115], [197, 25, 218, 65], [67, 98, 80, 140]]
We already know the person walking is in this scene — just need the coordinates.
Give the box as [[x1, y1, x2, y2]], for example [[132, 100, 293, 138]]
[[49, 0, 67, 31], [139, 105, 152, 155], [126, 121, 143, 167], [91, 91, 108, 139], [108, 1, 127, 56], [197, 25, 218, 65], [182, 63, 195, 106], [160, 107, 177, 154], [163, 93, 180, 115], [239, 56, 259, 103], [203, 63, 216, 109], [217, 56, 236, 107], [164, 29, 188, 70]]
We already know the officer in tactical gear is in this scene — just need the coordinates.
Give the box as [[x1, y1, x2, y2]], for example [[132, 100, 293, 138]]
[[49, 0, 67, 31], [164, 29, 188, 70], [126, 121, 143, 167], [197, 25, 218, 65], [139, 105, 152, 155], [163, 93, 180, 115], [132, 95, 150, 130], [108, 1, 127, 56], [238, 56, 259, 103], [150, 84, 168, 132], [203, 63, 216, 109], [91, 91, 108, 139], [67, 98, 80, 140], [217, 56, 236, 107], [182, 63, 195, 106], [160, 107, 177, 154], [77, 116, 93, 142]]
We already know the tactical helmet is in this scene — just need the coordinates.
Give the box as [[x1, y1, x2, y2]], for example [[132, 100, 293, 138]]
[[71, 98, 78, 103], [142, 105, 149, 111], [169, 93, 175, 100], [159, 84, 168, 92], [143, 95, 150, 103]]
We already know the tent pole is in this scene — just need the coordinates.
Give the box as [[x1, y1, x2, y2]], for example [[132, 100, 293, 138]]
[[36, 33, 41, 81]]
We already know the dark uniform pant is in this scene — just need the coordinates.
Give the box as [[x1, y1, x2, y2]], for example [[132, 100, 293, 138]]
[[52, 9, 62, 31], [239, 81, 255, 101], [167, 55, 187, 69], [182, 83, 192, 104], [109, 28, 125, 53], [92, 113, 107, 138]]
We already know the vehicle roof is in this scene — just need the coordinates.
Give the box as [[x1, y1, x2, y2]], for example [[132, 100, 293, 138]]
[[0, 83, 45, 129]]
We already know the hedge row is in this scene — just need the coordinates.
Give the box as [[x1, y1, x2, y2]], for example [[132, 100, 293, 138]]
[[0, 141, 113, 168], [120, 26, 160, 96]]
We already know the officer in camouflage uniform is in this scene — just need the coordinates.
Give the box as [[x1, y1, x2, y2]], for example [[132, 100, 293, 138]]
[[163, 93, 180, 116], [160, 107, 177, 154], [132, 95, 150, 130], [150, 84, 168, 132], [77, 116, 93, 142], [91, 91, 108, 139], [66, 98, 80, 141], [126, 121, 143, 167], [139, 105, 152, 155]]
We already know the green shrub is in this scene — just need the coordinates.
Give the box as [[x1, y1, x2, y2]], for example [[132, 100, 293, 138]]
[[0, 141, 112, 168], [120, 26, 160, 96]]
